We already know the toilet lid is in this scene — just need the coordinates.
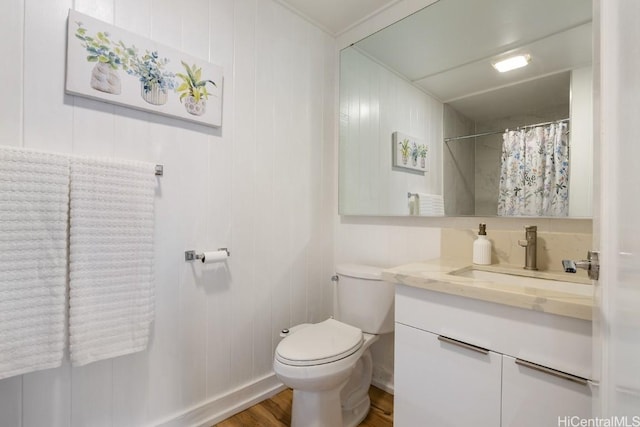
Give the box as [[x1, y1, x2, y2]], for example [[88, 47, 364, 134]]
[[276, 319, 363, 366]]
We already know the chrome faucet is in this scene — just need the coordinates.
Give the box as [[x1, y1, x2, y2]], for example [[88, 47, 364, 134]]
[[518, 225, 538, 270]]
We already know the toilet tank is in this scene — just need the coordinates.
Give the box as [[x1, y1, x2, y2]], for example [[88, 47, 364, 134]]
[[335, 264, 395, 334]]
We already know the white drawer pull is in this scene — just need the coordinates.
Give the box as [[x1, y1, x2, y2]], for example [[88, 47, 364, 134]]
[[515, 358, 589, 385], [437, 335, 489, 355]]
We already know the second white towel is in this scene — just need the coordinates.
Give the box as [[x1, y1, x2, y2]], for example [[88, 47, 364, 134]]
[[0, 147, 68, 380], [69, 156, 156, 366]]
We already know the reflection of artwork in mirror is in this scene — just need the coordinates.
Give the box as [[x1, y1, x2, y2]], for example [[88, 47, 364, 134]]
[[393, 132, 428, 173]]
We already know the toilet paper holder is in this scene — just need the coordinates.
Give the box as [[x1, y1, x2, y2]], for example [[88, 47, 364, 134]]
[[184, 248, 231, 262]]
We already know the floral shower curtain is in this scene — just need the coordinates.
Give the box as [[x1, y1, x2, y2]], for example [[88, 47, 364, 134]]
[[497, 122, 569, 216]]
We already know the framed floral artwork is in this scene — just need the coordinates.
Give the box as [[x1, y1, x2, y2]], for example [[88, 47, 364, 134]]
[[392, 131, 428, 173], [65, 9, 223, 127]]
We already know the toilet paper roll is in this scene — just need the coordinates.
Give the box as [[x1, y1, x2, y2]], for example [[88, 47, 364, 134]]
[[201, 250, 228, 264]]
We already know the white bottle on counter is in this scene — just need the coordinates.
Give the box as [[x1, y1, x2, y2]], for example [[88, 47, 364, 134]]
[[473, 223, 492, 265]]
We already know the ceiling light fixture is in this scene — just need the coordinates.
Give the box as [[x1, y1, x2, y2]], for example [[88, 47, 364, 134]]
[[492, 54, 531, 73]]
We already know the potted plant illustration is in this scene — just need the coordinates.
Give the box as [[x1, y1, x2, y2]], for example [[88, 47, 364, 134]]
[[75, 22, 133, 95], [399, 139, 411, 165], [411, 142, 419, 166], [175, 61, 217, 116], [418, 144, 428, 168], [127, 50, 176, 105]]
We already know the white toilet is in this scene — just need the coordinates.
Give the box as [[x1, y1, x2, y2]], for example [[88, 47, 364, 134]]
[[273, 264, 395, 427]]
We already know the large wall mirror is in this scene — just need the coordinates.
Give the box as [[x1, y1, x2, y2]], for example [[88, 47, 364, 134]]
[[339, 0, 593, 218]]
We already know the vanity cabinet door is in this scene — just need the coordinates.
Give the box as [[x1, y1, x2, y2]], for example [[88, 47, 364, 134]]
[[501, 355, 592, 427], [394, 323, 502, 427]]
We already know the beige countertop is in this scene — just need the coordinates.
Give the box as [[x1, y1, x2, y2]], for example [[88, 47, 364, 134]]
[[383, 259, 594, 321]]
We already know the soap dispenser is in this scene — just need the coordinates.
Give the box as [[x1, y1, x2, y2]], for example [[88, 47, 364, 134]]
[[473, 223, 492, 265]]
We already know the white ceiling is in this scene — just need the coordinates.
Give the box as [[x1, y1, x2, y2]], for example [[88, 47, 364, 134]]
[[277, 0, 400, 35]]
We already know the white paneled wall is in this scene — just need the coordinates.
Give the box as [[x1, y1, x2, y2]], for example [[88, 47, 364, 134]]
[[0, 0, 335, 425], [334, 217, 441, 392]]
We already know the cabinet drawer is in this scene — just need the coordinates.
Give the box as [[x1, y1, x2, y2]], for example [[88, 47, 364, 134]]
[[502, 355, 592, 427], [396, 284, 592, 379], [394, 323, 502, 427]]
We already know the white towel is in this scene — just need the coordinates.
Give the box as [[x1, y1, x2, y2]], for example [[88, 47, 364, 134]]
[[0, 147, 68, 380], [416, 193, 445, 216], [69, 156, 156, 366]]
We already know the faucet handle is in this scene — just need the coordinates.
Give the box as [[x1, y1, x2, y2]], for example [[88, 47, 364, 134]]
[[519, 225, 537, 247], [562, 251, 599, 280], [562, 259, 577, 273]]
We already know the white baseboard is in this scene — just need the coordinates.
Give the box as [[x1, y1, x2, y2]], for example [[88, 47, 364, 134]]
[[154, 373, 286, 427], [153, 370, 391, 427], [372, 365, 394, 395], [371, 377, 394, 395]]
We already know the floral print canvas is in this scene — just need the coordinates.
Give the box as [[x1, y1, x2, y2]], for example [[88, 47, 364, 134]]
[[392, 131, 428, 173], [497, 122, 569, 216], [66, 10, 223, 127]]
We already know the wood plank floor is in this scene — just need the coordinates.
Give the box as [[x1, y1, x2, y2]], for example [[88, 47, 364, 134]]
[[215, 386, 393, 426]]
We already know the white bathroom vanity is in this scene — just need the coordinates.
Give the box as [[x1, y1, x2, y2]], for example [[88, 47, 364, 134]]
[[385, 260, 593, 426]]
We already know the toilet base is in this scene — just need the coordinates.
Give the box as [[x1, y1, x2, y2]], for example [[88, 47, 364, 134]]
[[341, 348, 374, 427], [275, 331, 381, 427], [290, 381, 372, 427], [291, 384, 347, 427], [287, 347, 375, 427]]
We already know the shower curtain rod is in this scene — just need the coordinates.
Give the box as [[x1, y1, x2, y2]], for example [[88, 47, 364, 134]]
[[443, 118, 570, 143]]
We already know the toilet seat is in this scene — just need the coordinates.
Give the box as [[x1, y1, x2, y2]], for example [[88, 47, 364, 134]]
[[276, 319, 363, 366]]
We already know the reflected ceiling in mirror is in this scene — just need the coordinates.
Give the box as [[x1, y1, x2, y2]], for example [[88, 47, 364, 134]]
[[356, 0, 592, 102], [339, 0, 593, 218]]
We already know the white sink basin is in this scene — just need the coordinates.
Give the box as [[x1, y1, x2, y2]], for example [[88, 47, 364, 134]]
[[448, 268, 592, 296]]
